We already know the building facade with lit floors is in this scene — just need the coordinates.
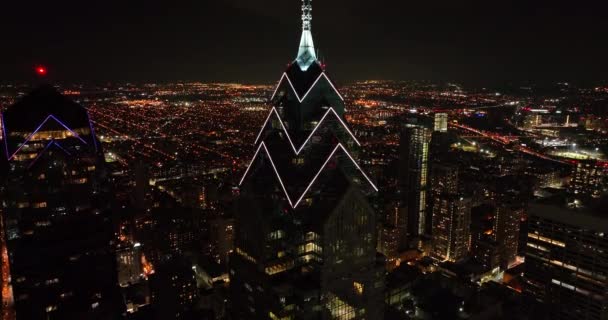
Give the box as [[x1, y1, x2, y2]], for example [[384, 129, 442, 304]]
[[0, 86, 124, 319], [230, 1, 384, 319], [524, 202, 608, 320], [429, 164, 471, 263], [569, 160, 606, 200], [398, 125, 430, 244]]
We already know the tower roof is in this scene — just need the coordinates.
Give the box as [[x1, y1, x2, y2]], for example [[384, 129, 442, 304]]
[[1, 85, 98, 161], [3, 85, 90, 132], [295, 0, 317, 71]]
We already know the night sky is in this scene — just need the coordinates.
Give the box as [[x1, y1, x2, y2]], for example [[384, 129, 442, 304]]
[[1, 0, 607, 85]]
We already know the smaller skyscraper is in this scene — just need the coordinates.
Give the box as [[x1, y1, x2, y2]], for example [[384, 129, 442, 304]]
[[116, 242, 144, 287], [494, 201, 523, 269], [149, 257, 198, 320], [398, 125, 431, 240], [470, 205, 500, 272], [433, 113, 448, 133], [431, 196, 471, 262], [569, 160, 606, 200], [524, 202, 607, 320], [208, 216, 234, 265], [430, 165, 470, 262]]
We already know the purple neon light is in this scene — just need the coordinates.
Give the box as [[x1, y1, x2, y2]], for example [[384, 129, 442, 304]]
[[87, 112, 99, 152], [8, 114, 52, 160], [254, 107, 360, 153], [48, 115, 89, 145], [7, 114, 89, 161], [27, 140, 73, 169], [270, 72, 344, 102], [52, 141, 72, 156], [239, 142, 378, 208], [27, 140, 54, 169], [1, 113, 9, 160]]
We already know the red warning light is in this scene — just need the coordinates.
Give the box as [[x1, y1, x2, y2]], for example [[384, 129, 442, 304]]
[[35, 66, 47, 76]]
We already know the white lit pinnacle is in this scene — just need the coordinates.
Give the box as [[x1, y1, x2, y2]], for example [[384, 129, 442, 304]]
[[296, 0, 317, 71]]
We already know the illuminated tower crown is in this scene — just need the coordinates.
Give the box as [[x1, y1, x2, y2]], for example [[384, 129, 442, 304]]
[[239, 0, 377, 200]]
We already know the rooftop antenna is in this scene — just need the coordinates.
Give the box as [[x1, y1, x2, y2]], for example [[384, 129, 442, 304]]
[[295, 0, 317, 71]]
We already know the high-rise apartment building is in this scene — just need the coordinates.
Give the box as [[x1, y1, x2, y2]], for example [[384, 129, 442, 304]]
[[494, 201, 523, 269], [433, 113, 448, 133], [471, 205, 501, 272], [430, 165, 470, 262], [569, 160, 606, 199], [0, 86, 124, 319], [398, 126, 431, 239]]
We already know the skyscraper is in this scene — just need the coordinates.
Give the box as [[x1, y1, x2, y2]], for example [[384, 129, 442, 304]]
[[494, 200, 523, 269], [524, 202, 607, 320], [433, 113, 448, 133], [0, 86, 124, 319], [398, 126, 430, 240], [149, 257, 198, 320], [569, 160, 606, 200], [430, 165, 470, 262], [470, 205, 501, 272], [230, 1, 384, 318]]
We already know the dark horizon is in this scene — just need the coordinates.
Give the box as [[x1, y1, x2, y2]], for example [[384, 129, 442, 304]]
[[1, 0, 607, 85]]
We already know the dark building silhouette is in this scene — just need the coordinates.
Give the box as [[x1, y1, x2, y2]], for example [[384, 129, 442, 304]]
[[0, 86, 124, 319], [149, 257, 198, 320], [470, 204, 501, 272], [470, 193, 524, 273], [135, 205, 201, 267], [230, 1, 384, 318], [494, 199, 523, 270]]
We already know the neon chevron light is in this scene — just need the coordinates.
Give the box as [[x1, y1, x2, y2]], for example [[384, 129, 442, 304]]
[[52, 141, 72, 156], [87, 112, 99, 152], [254, 107, 360, 153], [27, 140, 73, 169], [239, 142, 294, 207], [239, 142, 265, 186], [270, 72, 344, 102], [239, 142, 378, 208], [1, 113, 8, 159], [27, 140, 55, 169], [6, 114, 89, 161]]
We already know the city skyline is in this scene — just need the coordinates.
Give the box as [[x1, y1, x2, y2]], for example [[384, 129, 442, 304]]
[[1, 1, 607, 319]]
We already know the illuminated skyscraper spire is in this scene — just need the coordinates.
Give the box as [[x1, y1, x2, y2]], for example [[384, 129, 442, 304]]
[[232, 2, 384, 319], [296, 0, 317, 71]]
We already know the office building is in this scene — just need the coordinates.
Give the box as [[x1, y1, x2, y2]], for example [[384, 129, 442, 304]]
[[524, 202, 608, 320], [0, 86, 124, 319], [230, 1, 384, 318]]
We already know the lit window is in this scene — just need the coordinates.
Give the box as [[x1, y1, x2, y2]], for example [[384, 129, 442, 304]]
[[353, 282, 364, 295]]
